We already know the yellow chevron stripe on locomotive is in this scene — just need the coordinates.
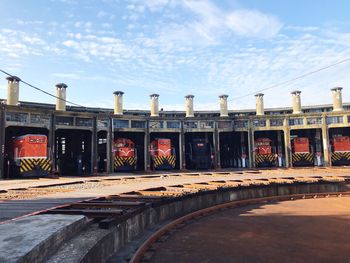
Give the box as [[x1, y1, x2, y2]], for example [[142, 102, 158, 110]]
[[292, 153, 314, 164], [152, 155, 176, 169], [331, 152, 350, 162], [255, 154, 277, 164], [19, 158, 51, 173], [113, 156, 137, 169]]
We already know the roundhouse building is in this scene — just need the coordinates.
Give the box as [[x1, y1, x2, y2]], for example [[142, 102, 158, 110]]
[[1, 77, 350, 178]]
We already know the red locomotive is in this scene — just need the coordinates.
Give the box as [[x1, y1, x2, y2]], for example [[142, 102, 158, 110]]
[[113, 138, 137, 171], [331, 135, 350, 165], [10, 134, 51, 177], [254, 138, 277, 167], [150, 138, 176, 170], [291, 137, 314, 166]]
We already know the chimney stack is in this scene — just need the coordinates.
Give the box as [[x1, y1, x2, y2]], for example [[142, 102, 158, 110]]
[[6, 76, 21, 106], [219, 94, 229, 117], [113, 91, 124, 115], [150, 94, 159, 117], [255, 93, 264, 116], [185, 95, 194, 117], [291, 90, 302, 114], [55, 83, 68, 111], [331, 87, 343, 111]]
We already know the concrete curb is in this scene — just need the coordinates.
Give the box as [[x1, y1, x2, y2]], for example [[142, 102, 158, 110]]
[[0, 214, 90, 263]]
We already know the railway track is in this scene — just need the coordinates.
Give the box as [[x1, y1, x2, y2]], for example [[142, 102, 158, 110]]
[[0, 171, 347, 222], [0, 171, 349, 263]]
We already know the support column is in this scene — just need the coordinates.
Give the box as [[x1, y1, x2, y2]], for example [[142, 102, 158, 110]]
[[315, 129, 323, 166], [92, 117, 98, 174], [214, 126, 220, 169], [283, 128, 291, 168], [181, 121, 186, 170], [241, 132, 247, 168], [49, 114, 55, 173], [178, 132, 183, 170], [0, 106, 5, 179], [248, 121, 255, 168], [145, 120, 151, 171], [109, 117, 114, 173], [322, 119, 330, 166]]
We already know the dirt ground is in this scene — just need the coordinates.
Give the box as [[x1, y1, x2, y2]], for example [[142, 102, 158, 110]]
[[150, 197, 350, 263]]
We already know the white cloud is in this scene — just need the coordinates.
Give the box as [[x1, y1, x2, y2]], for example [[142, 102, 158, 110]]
[[226, 10, 283, 38], [97, 11, 107, 18]]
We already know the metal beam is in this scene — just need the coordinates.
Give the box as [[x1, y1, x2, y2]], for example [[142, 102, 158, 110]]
[[0, 106, 5, 179]]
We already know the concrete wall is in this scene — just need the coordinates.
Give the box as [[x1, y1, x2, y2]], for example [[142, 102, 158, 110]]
[[47, 181, 348, 263], [3, 101, 350, 177]]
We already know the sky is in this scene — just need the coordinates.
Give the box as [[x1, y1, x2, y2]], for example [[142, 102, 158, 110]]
[[1, 0, 350, 111]]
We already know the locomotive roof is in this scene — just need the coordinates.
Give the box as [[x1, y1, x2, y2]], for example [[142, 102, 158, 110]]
[[14, 134, 47, 140]]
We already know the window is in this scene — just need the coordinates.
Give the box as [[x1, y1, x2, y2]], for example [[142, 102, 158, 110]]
[[150, 121, 164, 129], [76, 118, 93, 127], [55, 116, 73, 126], [166, 121, 181, 129], [184, 121, 198, 129], [270, 119, 283, 126], [289, 118, 304, 126], [199, 121, 214, 128], [31, 114, 50, 125], [61, 137, 66, 154], [326, 116, 343, 124], [253, 120, 266, 127], [131, 120, 146, 128], [113, 119, 129, 128], [5, 112, 28, 123], [234, 120, 248, 128], [218, 121, 232, 129], [98, 138, 107, 144], [307, 117, 322, 125]]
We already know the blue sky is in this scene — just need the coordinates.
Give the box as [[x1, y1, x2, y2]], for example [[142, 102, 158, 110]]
[[1, 0, 350, 111]]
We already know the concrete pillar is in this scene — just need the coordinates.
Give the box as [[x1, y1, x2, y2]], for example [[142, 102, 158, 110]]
[[0, 106, 5, 178], [322, 119, 330, 166], [331, 87, 343, 111], [6, 76, 21, 106], [150, 94, 159, 117], [255, 93, 264, 116], [92, 117, 98, 174], [55, 83, 68, 111], [315, 129, 322, 166], [283, 129, 291, 167], [108, 117, 114, 173], [219, 94, 229, 117], [282, 118, 290, 167], [291, 90, 302, 114], [48, 114, 55, 173], [248, 121, 255, 168], [185, 95, 194, 117], [145, 120, 151, 171], [180, 122, 186, 169], [214, 128, 220, 169], [113, 91, 124, 115], [241, 132, 247, 168], [178, 132, 183, 170]]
